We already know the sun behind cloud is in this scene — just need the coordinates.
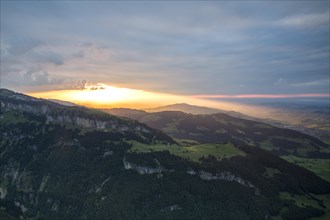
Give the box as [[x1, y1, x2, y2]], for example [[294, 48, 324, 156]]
[[27, 83, 214, 109]]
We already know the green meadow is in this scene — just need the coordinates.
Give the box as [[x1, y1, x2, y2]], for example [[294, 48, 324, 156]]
[[128, 141, 246, 162], [281, 156, 330, 182], [279, 192, 330, 220]]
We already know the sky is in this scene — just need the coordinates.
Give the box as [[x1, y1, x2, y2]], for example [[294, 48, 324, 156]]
[[1, 1, 329, 104]]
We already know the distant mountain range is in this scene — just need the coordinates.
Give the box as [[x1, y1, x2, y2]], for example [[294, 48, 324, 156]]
[[103, 108, 328, 158], [146, 103, 330, 142], [1, 89, 330, 220], [146, 103, 224, 114]]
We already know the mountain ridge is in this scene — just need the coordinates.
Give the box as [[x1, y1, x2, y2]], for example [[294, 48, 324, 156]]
[[144, 102, 330, 142], [103, 107, 328, 154], [1, 89, 176, 145]]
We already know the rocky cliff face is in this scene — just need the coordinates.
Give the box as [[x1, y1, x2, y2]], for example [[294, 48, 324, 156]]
[[123, 157, 259, 193], [199, 170, 259, 194], [123, 157, 164, 174], [1, 100, 150, 133], [46, 115, 109, 129], [2, 90, 176, 142]]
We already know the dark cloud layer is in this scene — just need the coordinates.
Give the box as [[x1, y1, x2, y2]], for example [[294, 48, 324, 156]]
[[0, 1, 329, 95]]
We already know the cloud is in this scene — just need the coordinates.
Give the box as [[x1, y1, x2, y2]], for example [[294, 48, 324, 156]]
[[22, 68, 51, 85], [0, 38, 66, 89], [0, 40, 11, 56], [275, 12, 329, 28], [1, 37, 64, 69], [81, 42, 93, 47], [1, 1, 329, 96], [72, 50, 84, 58], [66, 80, 106, 90], [274, 78, 288, 86], [290, 79, 329, 87], [5, 67, 64, 86], [32, 50, 64, 65], [6, 38, 43, 56], [69, 80, 87, 90]]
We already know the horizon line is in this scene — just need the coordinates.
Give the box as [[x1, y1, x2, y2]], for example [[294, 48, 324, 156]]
[[190, 93, 330, 99]]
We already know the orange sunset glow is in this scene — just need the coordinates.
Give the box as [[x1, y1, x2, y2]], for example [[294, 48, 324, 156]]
[[27, 83, 328, 114], [27, 83, 222, 109], [27, 83, 295, 121]]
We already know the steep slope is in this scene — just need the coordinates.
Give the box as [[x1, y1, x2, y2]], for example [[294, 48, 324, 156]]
[[0, 89, 175, 145], [1, 89, 330, 220]]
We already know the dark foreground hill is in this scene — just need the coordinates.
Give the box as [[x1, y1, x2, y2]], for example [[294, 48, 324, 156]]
[[1, 89, 330, 220]]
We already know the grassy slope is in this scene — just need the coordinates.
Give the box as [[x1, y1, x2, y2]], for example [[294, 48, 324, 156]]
[[279, 192, 330, 220], [310, 194, 330, 220], [281, 156, 330, 182], [128, 140, 330, 220], [129, 137, 330, 220], [128, 140, 246, 162]]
